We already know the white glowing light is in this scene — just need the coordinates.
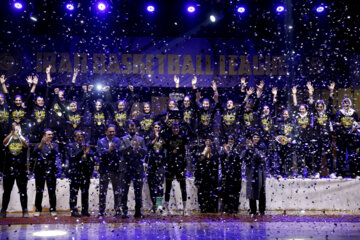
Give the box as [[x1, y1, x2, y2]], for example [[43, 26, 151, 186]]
[[210, 15, 216, 22], [32, 230, 67, 237]]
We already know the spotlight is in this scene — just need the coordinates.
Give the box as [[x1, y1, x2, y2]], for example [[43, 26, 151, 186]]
[[14, 2, 23, 9], [66, 3, 75, 11], [97, 2, 106, 11], [146, 5, 155, 13], [210, 15, 216, 22], [237, 6, 246, 14], [187, 5, 196, 13], [96, 84, 103, 91], [316, 6, 325, 13], [276, 5, 285, 13]]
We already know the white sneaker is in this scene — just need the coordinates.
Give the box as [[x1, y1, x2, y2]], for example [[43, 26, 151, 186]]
[[156, 206, 164, 215], [313, 173, 320, 179], [329, 173, 337, 179], [50, 211, 57, 217], [355, 176, 360, 180], [337, 176, 343, 180], [34, 211, 41, 217], [183, 209, 189, 216]]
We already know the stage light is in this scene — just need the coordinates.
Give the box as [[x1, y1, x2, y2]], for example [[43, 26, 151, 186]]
[[33, 230, 67, 237], [187, 5, 196, 13], [96, 84, 103, 91], [316, 6, 325, 13], [66, 3, 75, 11], [210, 15, 216, 22], [237, 6, 246, 14], [14, 2, 23, 9], [97, 2, 106, 11], [146, 5, 155, 13], [276, 5, 285, 13]]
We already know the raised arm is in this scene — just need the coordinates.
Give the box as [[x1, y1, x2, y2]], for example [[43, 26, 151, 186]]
[[292, 86, 297, 107], [211, 80, 219, 103], [306, 82, 314, 105], [256, 80, 265, 99], [0, 75, 8, 94]]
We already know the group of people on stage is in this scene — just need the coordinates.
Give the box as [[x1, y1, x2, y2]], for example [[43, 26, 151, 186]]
[[0, 65, 359, 218]]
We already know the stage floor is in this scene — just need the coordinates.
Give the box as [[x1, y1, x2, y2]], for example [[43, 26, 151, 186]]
[[1, 212, 359, 240]]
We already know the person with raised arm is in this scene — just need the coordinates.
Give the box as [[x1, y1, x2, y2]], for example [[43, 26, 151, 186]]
[[0, 123, 29, 218]]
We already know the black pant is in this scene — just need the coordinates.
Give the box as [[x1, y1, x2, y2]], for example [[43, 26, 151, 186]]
[[221, 175, 241, 214], [164, 166, 187, 203], [35, 171, 57, 212], [315, 137, 334, 174], [69, 175, 91, 213], [147, 166, 165, 207], [120, 165, 143, 213], [276, 144, 293, 176], [336, 134, 356, 177], [296, 141, 314, 176], [99, 171, 121, 214], [1, 172, 28, 211], [249, 186, 266, 214]]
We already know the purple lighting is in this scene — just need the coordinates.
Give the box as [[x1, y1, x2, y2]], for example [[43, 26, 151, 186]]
[[14, 2, 23, 9], [276, 5, 285, 13], [146, 5, 155, 13], [316, 6, 325, 13], [66, 3, 75, 11], [237, 7, 246, 13], [187, 6, 195, 13], [97, 2, 106, 11]]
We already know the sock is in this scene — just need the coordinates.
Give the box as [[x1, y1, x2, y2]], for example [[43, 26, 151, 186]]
[[156, 197, 163, 208]]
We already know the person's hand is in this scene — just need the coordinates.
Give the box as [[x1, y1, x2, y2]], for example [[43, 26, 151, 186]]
[[128, 85, 134, 92], [306, 82, 314, 94], [132, 136, 139, 149], [103, 86, 110, 92], [211, 80, 217, 91], [73, 67, 80, 77], [82, 85, 87, 93], [240, 77, 247, 87], [292, 86, 297, 95], [88, 85, 94, 92], [108, 142, 115, 152], [0, 75, 6, 84], [329, 82, 335, 92], [246, 87, 255, 96], [85, 145, 91, 154], [272, 87, 278, 96], [174, 75, 180, 86], [26, 76, 33, 85], [192, 76, 197, 86], [246, 139, 253, 148]]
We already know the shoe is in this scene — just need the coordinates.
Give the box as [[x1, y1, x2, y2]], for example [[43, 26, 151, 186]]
[[50, 211, 57, 217], [313, 173, 320, 179], [0, 210, 6, 218], [156, 206, 164, 215], [337, 176, 343, 180], [82, 211, 90, 217], [98, 212, 105, 218], [183, 209, 189, 216], [114, 210, 122, 218], [22, 209, 29, 218], [134, 211, 144, 218], [34, 211, 41, 217], [121, 212, 129, 219], [71, 211, 81, 217], [355, 176, 360, 180], [329, 173, 337, 179]]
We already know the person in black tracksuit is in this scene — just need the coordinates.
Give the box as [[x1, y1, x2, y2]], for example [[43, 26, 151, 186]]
[[219, 135, 242, 214], [136, 102, 158, 142], [241, 132, 267, 215], [67, 131, 94, 217], [308, 82, 335, 177], [195, 137, 219, 213], [32, 129, 60, 216], [162, 122, 190, 215], [334, 98, 359, 178], [0, 91, 10, 174], [145, 122, 166, 213], [0, 123, 29, 218], [105, 85, 135, 137], [274, 108, 297, 177]]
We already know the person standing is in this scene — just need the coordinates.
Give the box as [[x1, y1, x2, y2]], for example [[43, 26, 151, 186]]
[[0, 123, 29, 218], [96, 124, 122, 217], [32, 129, 60, 217], [119, 121, 147, 218], [67, 131, 94, 217]]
